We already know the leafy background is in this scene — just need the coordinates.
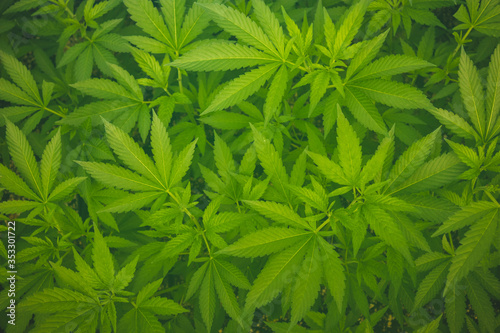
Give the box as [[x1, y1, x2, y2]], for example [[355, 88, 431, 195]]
[[0, 0, 499, 332]]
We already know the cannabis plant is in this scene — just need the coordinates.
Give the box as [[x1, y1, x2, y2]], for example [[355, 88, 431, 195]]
[[0, 0, 499, 332]]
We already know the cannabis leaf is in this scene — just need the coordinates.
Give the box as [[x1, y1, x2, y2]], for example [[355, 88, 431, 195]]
[[0, 120, 85, 217], [77, 113, 197, 213]]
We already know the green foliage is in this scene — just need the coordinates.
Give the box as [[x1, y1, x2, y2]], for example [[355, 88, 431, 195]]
[[1, 0, 500, 332]]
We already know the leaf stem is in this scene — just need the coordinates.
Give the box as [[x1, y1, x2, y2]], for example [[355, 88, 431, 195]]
[[315, 216, 331, 232], [44, 106, 66, 118]]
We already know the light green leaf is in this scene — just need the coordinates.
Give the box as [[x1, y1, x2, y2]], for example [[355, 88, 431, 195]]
[[74, 46, 94, 82], [413, 262, 450, 311], [198, 3, 279, 58], [427, 107, 479, 141], [345, 30, 388, 81], [0, 164, 40, 201], [0, 200, 41, 214], [109, 63, 143, 101], [71, 78, 137, 101], [202, 63, 279, 115], [104, 120, 163, 186], [252, 0, 285, 55], [337, 107, 362, 184], [47, 177, 86, 202], [6, 119, 43, 197], [170, 40, 277, 71], [99, 191, 162, 213], [245, 236, 312, 309], [185, 262, 208, 301], [161, 0, 185, 48], [169, 139, 197, 187], [178, 0, 212, 48], [433, 201, 498, 236], [390, 153, 465, 195], [351, 55, 434, 82], [307, 151, 349, 186], [126, 36, 171, 53], [309, 71, 330, 116], [199, 111, 253, 130], [214, 259, 251, 289], [137, 279, 163, 306], [19, 287, 97, 313], [199, 264, 216, 332], [288, 182, 328, 213], [140, 297, 187, 315], [445, 279, 466, 333], [123, 0, 174, 50], [466, 275, 496, 333], [348, 79, 433, 109], [118, 308, 164, 333], [92, 224, 115, 287], [264, 64, 288, 124], [0, 78, 37, 105], [252, 124, 290, 202], [213, 262, 242, 324], [459, 49, 486, 138], [345, 86, 387, 134], [150, 113, 172, 187], [360, 134, 392, 185], [40, 130, 61, 199], [486, 44, 500, 138], [58, 42, 90, 68], [385, 128, 439, 192], [363, 205, 412, 263], [244, 200, 311, 230], [446, 209, 498, 293], [0, 50, 41, 103], [291, 238, 322, 325], [333, 0, 368, 57], [77, 162, 162, 192], [114, 256, 139, 292], [213, 132, 234, 182], [72, 248, 104, 290], [218, 227, 311, 257]]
